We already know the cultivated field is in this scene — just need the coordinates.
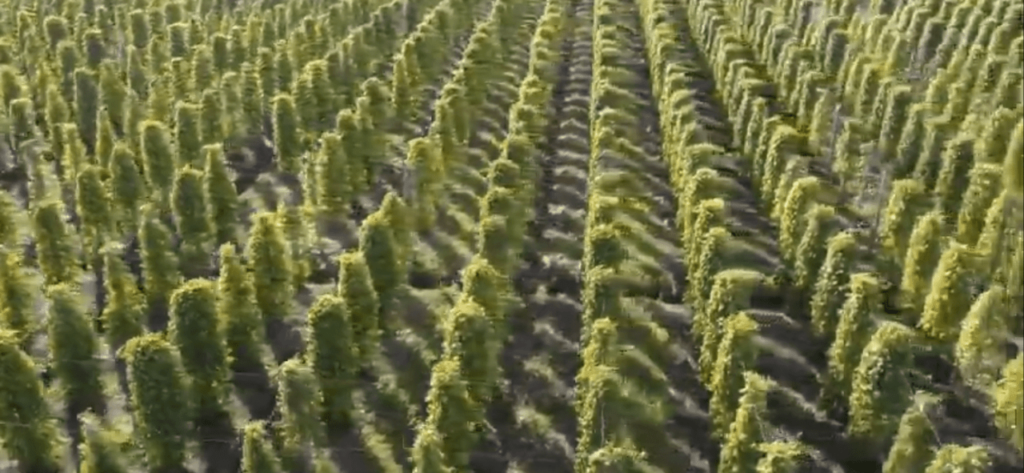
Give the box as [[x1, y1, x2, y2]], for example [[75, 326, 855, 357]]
[[0, 0, 1021, 472]]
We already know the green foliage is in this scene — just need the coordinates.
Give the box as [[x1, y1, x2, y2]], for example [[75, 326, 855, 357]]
[[306, 294, 356, 430], [140, 120, 177, 206], [109, 143, 146, 234], [273, 44, 293, 93], [709, 313, 760, 439], [33, 200, 79, 288], [478, 214, 511, 274], [139, 206, 181, 312], [246, 212, 294, 322], [882, 394, 939, 473], [15, 1, 1024, 469], [76, 165, 114, 245], [681, 168, 721, 256], [313, 452, 341, 473], [1004, 119, 1023, 195], [147, 78, 173, 123], [274, 359, 326, 461], [976, 191, 1018, 276], [316, 132, 351, 215], [688, 226, 730, 315], [240, 63, 264, 134], [718, 371, 771, 473], [0, 189, 21, 246], [277, 204, 311, 290], [172, 166, 211, 246], [46, 284, 105, 416], [810, 231, 857, 337], [900, 211, 945, 317], [0, 248, 37, 352], [974, 108, 1018, 166], [78, 412, 130, 473], [755, 441, 807, 473], [895, 105, 929, 179], [993, 353, 1024, 454], [957, 164, 1003, 246], [391, 53, 416, 130], [779, 176, 821, 267], [760, 125, 801, 212], [443, 298, 499, 405], [461, 253, 507, 333], [9, 97, 36, 148], [923, 445, 990, 473], [95, 111, 116, 169], [358, 101, 385, 179], [431, 100, 463, 176], [122, 333, 191, 471], [379, 191, 413, 279], [587, 441, 655, 473], [336, 108, 367, 195], [698, 270, 763, 386], [216, 242, 265, 369], [217, 79, 241, 137], [914, 115, 954, 191], [406, 136, 444, 231], [832, 119, 865, 195], [574, 320, 648, 473], [581, 265, 625, 345], [174, 101, 202, 167], [361, 77, 392, 136], [878, 85, 913, 161], [272, 93, 303, 174], [685, 193, 724, 258], [61, 123, 87, 189], [200, 88, 225, 145], [583, 223, 627, 275], [919, 243, 975, 342], [242, 421, 284, 473], [821, 273, 881, 410], [337, 250, 381, 364], [806, 87, 831, 149], [848, 322, 917, 452], [74, 67, 99, 149], [192, 47, 215, 99], [880, 179, 928, 276], [168, 279, 231, 421], [204, 145, 240, 245], [0, 330, 64, 471], [411, 422, 453, 473], [1004, 233, 1024, 321], [933, 136, 975, 224], [101, 245, 145, 351], [45, 90, 71, 160], [359, 210, 403, 320], [956, 286, 1009, 389], [127, 47, 148, 97], [168, 22, 190, 58], [771, 159, 810, 227], [793, 204, 836, 292], [423, 358, 479, 472]]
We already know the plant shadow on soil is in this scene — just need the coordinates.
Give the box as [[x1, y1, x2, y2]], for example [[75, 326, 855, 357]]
[[5, 3, 1017, 473]]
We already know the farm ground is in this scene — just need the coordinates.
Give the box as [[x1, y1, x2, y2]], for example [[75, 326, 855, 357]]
[[1, 0, 1021, 472], [215, 1, 1023, 472]]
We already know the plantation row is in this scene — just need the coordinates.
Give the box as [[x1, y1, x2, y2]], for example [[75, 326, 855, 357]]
[[0, 0, 1022, 472], [1, 0, 590, 471], [658, 0, 1024, 471]]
